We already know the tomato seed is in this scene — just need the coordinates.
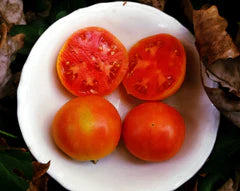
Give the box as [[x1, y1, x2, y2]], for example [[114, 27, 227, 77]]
[[111, 45, 117, 50], [157, 40, 164, 47], [91, 55, 96, 61], [134, 84, 148, 94], [90, 89, 98, 94], [174, 49, 180, 56], [145, 47, 150, 52]]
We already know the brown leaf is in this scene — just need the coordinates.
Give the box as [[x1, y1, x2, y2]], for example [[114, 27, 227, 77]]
[[25, 0, 52, 23], [0, 137, 8, 147], [217, 179, 235, 191], [0, 22, 7, 48], [182, 0, 193, 23], [137, 0, 168, 11], [27, 161, 50, 191], [236, 23, 240, 50], [206, 57, 240, 97], [32, 161, 50, 180], [193, 5, 240, 127], [0, 0, 26, 25], [0, 33, 24, 98], [180, 176, 198, 191], [193, 5, 240, 66]]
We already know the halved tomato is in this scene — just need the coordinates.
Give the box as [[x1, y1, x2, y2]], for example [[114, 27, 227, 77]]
[[57, 27, 128, 96], [123, 34, 186, 100]]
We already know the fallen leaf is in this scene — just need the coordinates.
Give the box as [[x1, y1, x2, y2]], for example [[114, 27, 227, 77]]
[[32, 161, 50, 180], [217, 179, 235, 191], [182, 0, 193, 23], [137, 0, 168, 11], [193, 5, 240, 127], [27, 161, 50, 191], [0, 23, 7, 48], [217, 169, 240, 191], [0, 140, 34, 191], [193, 5, 240, 66], [206, 57, 240, 97], [236, 23, 240, 50], [0, 0, 26, 25], [196, 118, 240, 191], [25, 0, 52, 23], [0, 32, 24, 98]]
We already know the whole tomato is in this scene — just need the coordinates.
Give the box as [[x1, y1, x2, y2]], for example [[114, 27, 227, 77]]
[[52, 95, 121, 161], [122, 102, 185, 162]]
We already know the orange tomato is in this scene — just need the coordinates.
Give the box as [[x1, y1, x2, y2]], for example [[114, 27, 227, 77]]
[[52, 95, 121, 161], [123, 102, 185, 162]]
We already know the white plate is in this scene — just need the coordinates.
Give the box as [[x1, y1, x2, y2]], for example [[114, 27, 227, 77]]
[[17, 2, 220, 191]]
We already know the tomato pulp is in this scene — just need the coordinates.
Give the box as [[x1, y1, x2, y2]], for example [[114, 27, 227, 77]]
[[123, 34, 186, 100], [57, 27, 128, 96], [123, 102, 185, 162], [52, 95, 121, 161]]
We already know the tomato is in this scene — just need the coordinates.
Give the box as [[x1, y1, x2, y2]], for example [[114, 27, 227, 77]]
[[123, 33, 186, 100], [52, 95, 121, 161], [57, 27, 128, 96], [122, 102, 185, 162]]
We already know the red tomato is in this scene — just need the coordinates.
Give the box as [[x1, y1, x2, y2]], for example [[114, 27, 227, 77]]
[[52, 95, 121, 161], [123, 34, 186, 100], [122, 102, 185, 162], [57, 27, 128, 96]]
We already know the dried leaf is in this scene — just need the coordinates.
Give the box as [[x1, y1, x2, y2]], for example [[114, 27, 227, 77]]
[[0, 33, 24, 98], [28, 174, 49, 191], [0, 142, 34, 191], [193, 5, 240, 127], [193, 5, 240, 66], [25, 0, 52, 23], [32, 161, 50, 180], [182, 0, 193, 23], [206, 57, 240, 97], [0, 23, 7, 48], [236, 23, 240, 50], [0, 0, 26, 25], [217, 169, 240, 191], [27, 161, 50, 191], [217, 179, 235, 191], [137, 0, 168, 11]]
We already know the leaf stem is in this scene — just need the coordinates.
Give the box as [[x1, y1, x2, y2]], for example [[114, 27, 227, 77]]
[[0, 130, 17, 139]]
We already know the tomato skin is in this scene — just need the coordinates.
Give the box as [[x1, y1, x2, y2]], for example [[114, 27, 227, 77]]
[[122, 102, 185, 162], [57, 27, 128, 96], [123, 33, 186, 100], [52, 95, 121, 161]]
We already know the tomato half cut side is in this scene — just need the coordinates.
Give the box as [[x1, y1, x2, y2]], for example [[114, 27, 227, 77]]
[[57, 27, 128, 96], [123, 33, 186, 100]]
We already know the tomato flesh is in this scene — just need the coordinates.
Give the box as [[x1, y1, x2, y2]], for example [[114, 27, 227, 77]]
[[123, 34, 186, 100], [57, 27, 128, 96], [123, 102, 185, 162], [52, 95, 121, 161]]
